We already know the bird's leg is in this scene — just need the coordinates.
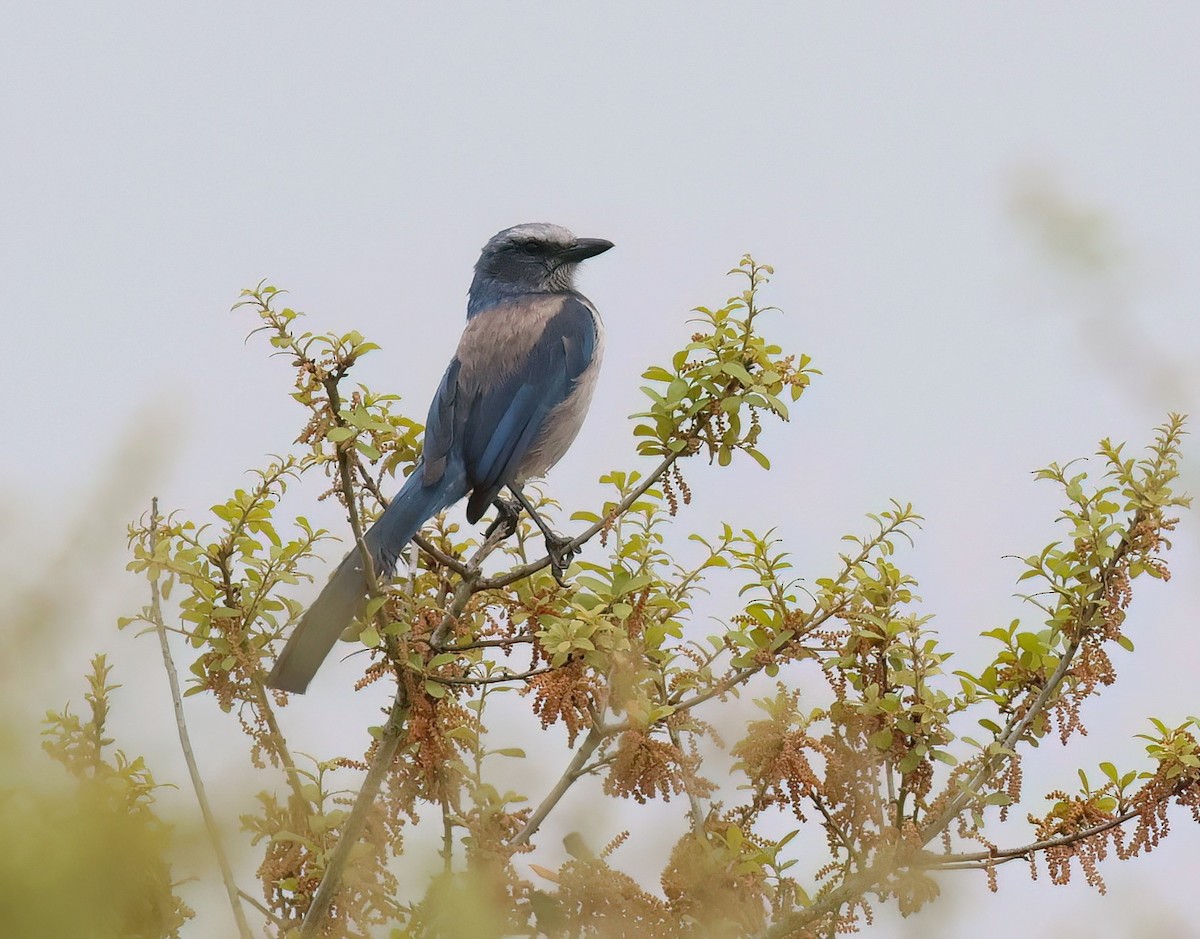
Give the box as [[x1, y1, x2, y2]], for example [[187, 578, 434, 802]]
[[508, 485, 579, 586], [483, 494, 523, 542]]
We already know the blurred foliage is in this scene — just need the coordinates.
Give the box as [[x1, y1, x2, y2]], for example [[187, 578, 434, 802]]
[[0, 656, 193, 939], [10, 257, 1198, 937]]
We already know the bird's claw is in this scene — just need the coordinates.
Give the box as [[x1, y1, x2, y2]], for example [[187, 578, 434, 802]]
[[545, 533, 579, 587], [484, 496, 522, 542]]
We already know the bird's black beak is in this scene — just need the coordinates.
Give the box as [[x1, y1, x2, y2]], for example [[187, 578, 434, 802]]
[[559, 238, 614, 262]]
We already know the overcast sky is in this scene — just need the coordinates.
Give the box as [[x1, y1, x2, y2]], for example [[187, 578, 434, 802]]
[[3, 5, 1199, 937]]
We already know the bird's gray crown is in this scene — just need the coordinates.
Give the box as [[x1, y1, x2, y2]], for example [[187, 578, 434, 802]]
[[467, 222, 613, 318], [483, 223, 577, 254]]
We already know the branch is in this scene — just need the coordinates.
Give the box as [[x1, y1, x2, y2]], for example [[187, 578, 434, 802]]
[[238, 889, 286, 928], [252, 680, 313, 813], [601, 603, 848, 739], [920, 806, 1142, 869], [300, 434, 513, 934], [510, 727, 604, 847], [354, 462, 470, 578], [206, 509, 312, 813], [433, 635, 537, 652], [759, 862, 893, 939], [298, 690, 410, 939], [657, 674, 706, 839], [763, 513, 1151, 937], [921, 632, 1083, 844], [636, 515, 907, 730], [479, 453, 679, 590], [920, 510, 1145, 846], [429, 665, 555, 686], [301, 378, 417, 938], [148, 500, 253, 939]]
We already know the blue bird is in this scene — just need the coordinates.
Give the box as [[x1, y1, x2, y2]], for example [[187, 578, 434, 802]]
[[266, 223, 613, 693]]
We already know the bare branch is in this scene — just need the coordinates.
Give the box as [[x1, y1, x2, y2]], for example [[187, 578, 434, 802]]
[[510, 727, 604, 847], [237, 889, 286, 928], [298, 690, 411, 938], [148, 499, 253, 939]]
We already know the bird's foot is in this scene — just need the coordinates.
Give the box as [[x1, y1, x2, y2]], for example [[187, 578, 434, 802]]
[[545, 532, 579, 587], [484, 496, 522, 542]]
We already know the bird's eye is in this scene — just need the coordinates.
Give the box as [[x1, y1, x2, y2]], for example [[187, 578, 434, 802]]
[[521, 242, 542, 255]]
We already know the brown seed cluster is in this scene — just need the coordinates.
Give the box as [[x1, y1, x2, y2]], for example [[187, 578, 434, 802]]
[[523, 660, 596, 746], [603, 731, 686, 804], [732, 698, 828, 823]]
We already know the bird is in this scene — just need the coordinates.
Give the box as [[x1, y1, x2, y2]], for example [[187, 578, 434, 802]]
[[266, 223, 613, 693]]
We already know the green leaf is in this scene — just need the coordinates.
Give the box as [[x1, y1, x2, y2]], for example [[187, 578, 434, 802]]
[[745, 448, 771, 470], [359, 625, 381, 648], [721, 361, 754, 385], [869, 729, 895, 750]]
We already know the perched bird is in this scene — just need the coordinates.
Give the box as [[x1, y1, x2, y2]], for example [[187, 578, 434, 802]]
[[266, 223, 613, 693]]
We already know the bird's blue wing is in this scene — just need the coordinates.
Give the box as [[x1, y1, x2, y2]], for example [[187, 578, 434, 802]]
[[421, 358, 460, 485], [419, 295, 596, 523]]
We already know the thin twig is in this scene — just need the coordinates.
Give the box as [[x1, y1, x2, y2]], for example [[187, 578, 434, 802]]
[[148, 499, 253, 939], [920, 806, 1143, 868], [428, 665, 555, 686], [427, 522, 512, 649], [440, 791, 454, 873], [811, 794, 862, 867], [433, 635, 537, 652], [238, 889, 286, 928], [658, 674, 706, 839], [355, 462, 470, 577]]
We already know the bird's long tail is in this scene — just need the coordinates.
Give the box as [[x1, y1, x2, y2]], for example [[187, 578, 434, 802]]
[[266, 464, 465, 693]]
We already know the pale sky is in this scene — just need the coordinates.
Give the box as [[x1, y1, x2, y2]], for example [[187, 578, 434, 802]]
[[3, 5, 1199, 937]]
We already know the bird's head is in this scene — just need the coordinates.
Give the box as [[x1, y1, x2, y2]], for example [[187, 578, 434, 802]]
[[469, 223, 613, 315]]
